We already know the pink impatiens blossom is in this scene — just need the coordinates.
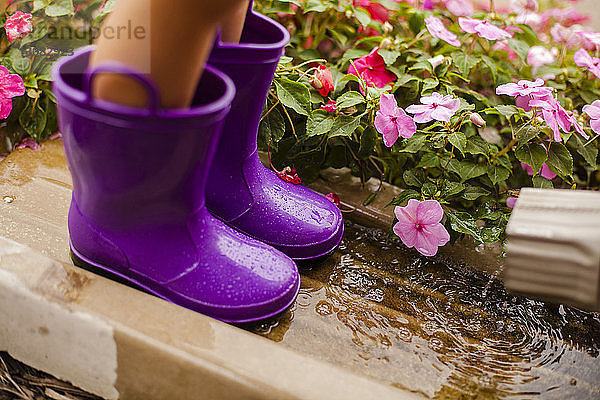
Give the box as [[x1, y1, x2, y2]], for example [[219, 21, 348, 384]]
[[574, 49, 600, 79], [496, 79, 552, 97], [583, 100, 600, 134], [0, 65, 25, 119], [4, 11, 33, 43], [521, 161, 557, 180], [353, 0, 389, 22], [311, 65, 334, 97], [320, 99, 338, 112], [550, 23, 582, 48], [529, 97, 571, 141], [506, 197, 518, 208], [510, 0, 538, 14], [443, 0, 474, 16], [393, 199, 450, 257], [458, 17, 512, 41], [527, 46, 556, 69], [578, 31, 600, 52], [348, 48, 396, 95], [406, 92, 461, 123], [375, 93, 417, 147], [425, 16, 460, 47]]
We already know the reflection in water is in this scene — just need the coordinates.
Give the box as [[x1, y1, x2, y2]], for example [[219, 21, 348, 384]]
[[246, 221, 600, 399]]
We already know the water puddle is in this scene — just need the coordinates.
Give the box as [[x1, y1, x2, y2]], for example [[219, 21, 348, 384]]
[[247, 221, 600, 399]]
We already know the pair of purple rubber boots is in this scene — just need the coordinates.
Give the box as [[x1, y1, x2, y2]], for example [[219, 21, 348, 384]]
[[52, 10, 343, 323]]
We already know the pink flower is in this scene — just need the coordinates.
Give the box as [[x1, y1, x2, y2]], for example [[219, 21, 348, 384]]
[[496, 79, 552, 97], [529, 97, 571, 141], [354, 0, 389, 22], [406, 92, 461, 123], [543, 7, 588, 27], [459, 18, 512, 41], [443, 0, 474, 16], [311, 65, 334, 97], [276, 166, 301, 185], [506, 197, 518, 208], [393, 199, 450, 257], [574, 49, 600, 79], [510, 0, 538, 14], [527, 46, 556, 68], [15, 137, 40, 151], [375, 93, 417, 147], [425, 16, 460, 47], [325, 192, 341, 208], [521, 162, 557, 180], [0, 66, 25, 119], [348, 48, 397, 95], [583, 100, 600, 134], [567, 111, 589, 139], [4, 11, 33, 43], [578, 31, 600, 52], [320, 99, 338, 112]]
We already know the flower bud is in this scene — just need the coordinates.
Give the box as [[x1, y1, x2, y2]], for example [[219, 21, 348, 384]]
[[380, 38, 392, 49], [470, 112, 486, 127], [382, 22, 393, 34]]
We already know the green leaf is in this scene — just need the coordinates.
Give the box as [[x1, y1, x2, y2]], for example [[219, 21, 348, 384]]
[[462, 186, 490, 201], [416, 152, 440, 168], [446, 210, 483, 243], [260, 107, 285, 143], [45, 0, 74, 16], [11, 56, 30, 75], [336, 91, 365, 109], [328, 115, 361, 138], [274, 78, 311, 116], [495, 105, 520, 118], [567, 134, 597, 169], [422, 78, 439, 92], [378, 49, 400, 66], [533, 175, 554, 188], [508, 39, 530, 61], [448, 132, 467, 154], [390, 189, 420, 206], [447, 160, 487, 182], [400, 133, 427, 153], [19, 100, 47, 140], [354, 8, 371, 26], [440, 181, 464, 197], [20, 22, 48, 46], [487, 164, 510, 185], [306, 109, 335, 137], [421, 182, 437, 198], [451, 51, 479, 76], [480, 55, 497, 83], [465, 136, 489, 156], [481, 225, 503, 243], [403, 169, 425, 187], [515, 124, 539, 146], [515, 143, 547, 174], [408, 12, 425, 35], [546, 142, 573, 177], [305, 0, 327, 12], [358, 126, 378, 159]]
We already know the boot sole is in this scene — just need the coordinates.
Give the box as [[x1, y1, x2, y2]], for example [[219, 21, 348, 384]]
[[70, 243, 300, 324]]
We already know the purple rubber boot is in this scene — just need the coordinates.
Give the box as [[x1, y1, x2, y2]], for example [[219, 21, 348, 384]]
[[205, 9, 344, 261], [52, 46, 300, 323]]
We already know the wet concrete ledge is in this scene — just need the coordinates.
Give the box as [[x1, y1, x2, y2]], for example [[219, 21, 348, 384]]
[[0, 139, 425, 399]]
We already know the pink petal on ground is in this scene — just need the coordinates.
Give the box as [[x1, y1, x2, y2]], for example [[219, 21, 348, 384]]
[[416, 200, 444, 225]]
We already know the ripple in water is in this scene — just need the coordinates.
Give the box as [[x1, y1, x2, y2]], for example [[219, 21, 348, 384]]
[[248, 221, 600, 399]]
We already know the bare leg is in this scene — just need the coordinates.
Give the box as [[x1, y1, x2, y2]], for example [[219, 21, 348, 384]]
[[220, 0, 250, 43], [91, 0, 247, 109]]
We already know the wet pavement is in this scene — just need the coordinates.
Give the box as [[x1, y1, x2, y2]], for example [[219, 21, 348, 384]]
[[1, 140, 599, 399]]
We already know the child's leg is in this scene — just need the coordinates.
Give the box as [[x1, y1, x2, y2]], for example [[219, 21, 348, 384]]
[[90, 0, 249, 109]]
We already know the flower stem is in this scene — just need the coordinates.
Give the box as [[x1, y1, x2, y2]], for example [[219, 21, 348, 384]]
[[496, 138, 518, 157]]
